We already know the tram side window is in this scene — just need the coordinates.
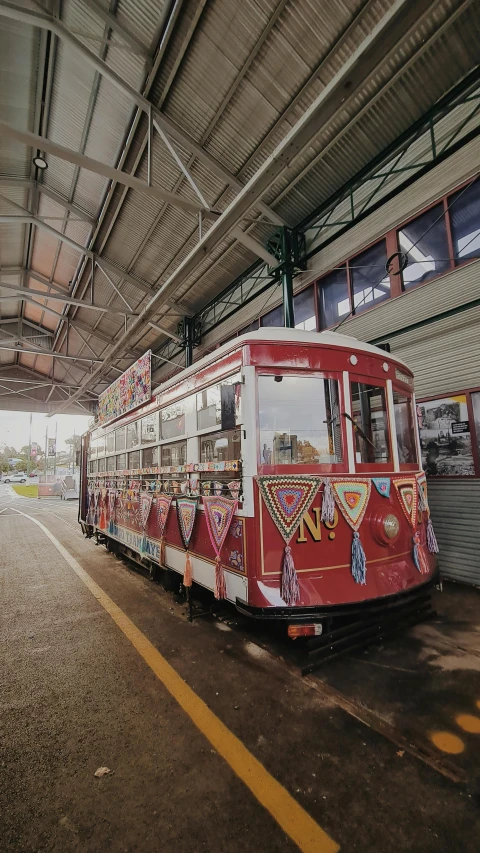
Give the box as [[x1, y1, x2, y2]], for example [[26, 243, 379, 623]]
[[200, 429, 241, 463], [258, 375, 342, 465], [128, 450, 141, 469], [196, 374, 241, 430], [141, 413, 158, 444], [115, 427, 126, 452], [161, 441, 187, 467], [351, 382, 391, 464], [161, 402, 185, 440], [116, 453, 127, 470], [393, 391, 417, 464], [142, 446, 159, 467], [126, 421, 139, 449], [106, 431, 115, 453]]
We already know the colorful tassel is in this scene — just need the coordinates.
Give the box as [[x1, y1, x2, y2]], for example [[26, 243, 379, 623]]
[[214, 555, 227, 600], [412, 531, 429, 574], [281, 544, 300, 606], [159, 536, 166, 567], [418, 483, 428, 513], [426, 517, 439, 554], [321, 477, 335, 525], [351, 532, 367, 585], [184, 551, 193, 587]]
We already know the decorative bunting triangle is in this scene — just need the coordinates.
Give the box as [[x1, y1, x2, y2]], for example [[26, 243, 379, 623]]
[[256, 475, 322, 544], [372, 477, 391, 498], [155, 494, 173, 538], [139, 492, 153, 530], [416, 471, 429, 514], [203, 496, 238, 557], [176, 496, 198, 550], [393, 478, 418, 528], [331, 479, 371, 531]]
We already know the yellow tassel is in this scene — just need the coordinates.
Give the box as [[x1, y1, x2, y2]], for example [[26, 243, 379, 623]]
[[184, 551, 193, 587]]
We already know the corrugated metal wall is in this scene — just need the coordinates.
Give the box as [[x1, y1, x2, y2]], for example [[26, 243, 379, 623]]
[[426, 481, 480, 586]]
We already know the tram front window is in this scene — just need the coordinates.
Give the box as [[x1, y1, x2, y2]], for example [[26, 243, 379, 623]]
[[393, 391, 417, 464], [351, 382, 390, 464], [258, 375, 342, 466]]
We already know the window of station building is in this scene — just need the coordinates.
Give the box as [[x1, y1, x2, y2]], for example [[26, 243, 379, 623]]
[[90, 459, 98, 473], [398, 203, 450, 290], [351, 240, 390, 314], [293, 285, 316, 330], [106, 455, 116, 472], [258, 375, 342, 466], [196, 374, 241, 430], [115, 427, 126, 452], [160, 402, 185, 440], [200, 429, 241, 463], [238, 319, 259, 335], [351, 382, 390, 464], [97, 434, 105, 456], [142, 445, 159, 467], [116, 453, 127, 470], [89, 438, 97, 458], [106, 431, 115, 454], [141, 412, 158, 445], [98, 457, 106, 473], [393, 391, 417, 464], [317, 266, 350, 330], [126, 421, 139, 449], [449, 179, 480, 263], [128, 450, 141, 469], [261, 304, 283, 327], [161, 440, 187, 467]]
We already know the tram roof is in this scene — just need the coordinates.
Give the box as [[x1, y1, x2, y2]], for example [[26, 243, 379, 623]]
[[154, 328, 411, 396]]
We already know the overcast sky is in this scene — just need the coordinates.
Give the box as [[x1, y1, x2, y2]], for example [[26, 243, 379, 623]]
[[0, 411, 91, 453]]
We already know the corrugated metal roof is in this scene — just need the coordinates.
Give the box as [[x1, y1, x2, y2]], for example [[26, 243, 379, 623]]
[[1, 0, 479, 409]]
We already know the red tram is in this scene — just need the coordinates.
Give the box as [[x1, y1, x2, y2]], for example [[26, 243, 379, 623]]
[[79, 329, 439, 636]]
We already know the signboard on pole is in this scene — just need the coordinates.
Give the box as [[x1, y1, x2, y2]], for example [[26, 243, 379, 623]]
[[48, 438, 56, 457], [31, 443, 38, 458]]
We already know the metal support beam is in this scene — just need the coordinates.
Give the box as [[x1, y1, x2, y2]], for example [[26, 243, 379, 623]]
[[0, 178, 96, 224], [148, 320, 182, 344], [184, 317, 194, 368], [0, 282, 136, 315], [0, 123, 208, 216], [81, 0, 152, 63], [0, 344, 101, 362], [279, 228, 295, 328], [232, 226, 278, 266]]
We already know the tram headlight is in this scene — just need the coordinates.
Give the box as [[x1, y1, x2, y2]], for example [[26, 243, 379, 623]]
[[383, 513, 400, 540], [371, 511, 400, 545]]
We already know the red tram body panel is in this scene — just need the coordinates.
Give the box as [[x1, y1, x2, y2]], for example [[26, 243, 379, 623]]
[[80, 330, 438, 630]]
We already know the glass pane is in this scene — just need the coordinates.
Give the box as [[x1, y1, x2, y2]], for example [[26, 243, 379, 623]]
[[393, 391, 417, 463], [317, 266, 350, 330], [98, 457, 105, 472], [91, 459, 98, 473], [200, 429, 241, 463], [450, 180, 480, 262], [351, 382, 391, 463], [258, 375, 342, 465], [161, 441, 187, 467], [128, 450, 141, 469], [97, 434, 105, 456], [106, 456, 115, 472], [116, 453, 127, 470], [90, 440, 97, 458], [142, 446, 159, 467], [196, 374, 241, 430], [351, 241, 390, 314], [161, 402, 185, 440], [294, 286, 316, 331], [399, 203, 450, 289], [261, 304, 283, 327], [106, 432, 115, 453], [238, 320, 259, 335], [418, 394, 474, 476], [141, 413, 157, 444], [115, 427, 126, 452], [126, 421, 138, 449]]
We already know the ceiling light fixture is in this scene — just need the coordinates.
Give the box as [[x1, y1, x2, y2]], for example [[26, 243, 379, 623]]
[[33, 155, 48, 170]]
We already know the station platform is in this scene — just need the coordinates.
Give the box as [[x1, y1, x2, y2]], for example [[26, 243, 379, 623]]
[[1, 483, 479, 853]]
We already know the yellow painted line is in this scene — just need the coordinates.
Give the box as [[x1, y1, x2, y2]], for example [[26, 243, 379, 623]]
[[455, 714, 480, 734], [11, 508, 339, 853], [430, 731, 464, 754]]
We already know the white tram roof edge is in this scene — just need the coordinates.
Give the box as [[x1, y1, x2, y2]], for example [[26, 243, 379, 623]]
[[153, 328, 412, 397]]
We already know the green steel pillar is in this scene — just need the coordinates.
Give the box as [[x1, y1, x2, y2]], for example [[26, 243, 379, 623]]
[[280, 227, 295, 328], [184, 317, 194, 368]]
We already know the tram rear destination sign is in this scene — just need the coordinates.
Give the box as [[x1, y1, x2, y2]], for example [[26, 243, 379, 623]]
[[98, 351, 151, 425]]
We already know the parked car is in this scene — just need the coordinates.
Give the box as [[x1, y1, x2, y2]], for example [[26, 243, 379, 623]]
[[4, 473, 27, 484], [28, 472, 38, 478]]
